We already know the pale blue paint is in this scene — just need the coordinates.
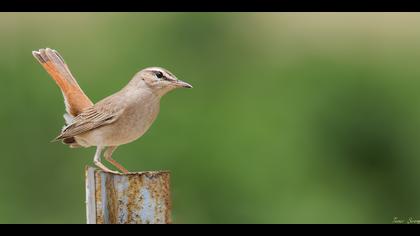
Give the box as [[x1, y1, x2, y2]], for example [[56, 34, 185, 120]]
[[115, 176, 129, 223], [139, 187, 156, 223]]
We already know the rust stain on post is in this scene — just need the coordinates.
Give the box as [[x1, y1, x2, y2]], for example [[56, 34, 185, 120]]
[[85, 166, 171, 224]]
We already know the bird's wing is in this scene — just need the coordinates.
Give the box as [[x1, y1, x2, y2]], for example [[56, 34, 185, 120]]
[[54, 99, 125, 140]]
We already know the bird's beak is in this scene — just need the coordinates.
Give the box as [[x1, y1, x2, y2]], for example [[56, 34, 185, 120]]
[[175, 79, 193, 88]]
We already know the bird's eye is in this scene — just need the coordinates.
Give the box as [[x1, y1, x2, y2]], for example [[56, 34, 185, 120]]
[[155, 71, 163, 79]]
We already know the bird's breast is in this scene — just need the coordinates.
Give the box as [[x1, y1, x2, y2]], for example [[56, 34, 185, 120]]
[[101, 99, 160, 146]]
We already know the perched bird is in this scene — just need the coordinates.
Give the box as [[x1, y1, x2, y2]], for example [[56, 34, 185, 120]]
[[32, 48, 192, 174]]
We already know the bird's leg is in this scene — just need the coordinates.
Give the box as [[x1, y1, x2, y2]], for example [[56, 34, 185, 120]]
[[104, 146, 129, 174], [94, 146, 119, 174]]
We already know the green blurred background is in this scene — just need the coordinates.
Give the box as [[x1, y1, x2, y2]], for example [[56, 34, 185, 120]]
[[1, 13, 420, 224]]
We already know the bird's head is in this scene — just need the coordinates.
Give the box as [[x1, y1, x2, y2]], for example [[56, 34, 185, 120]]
[[130, 67, 192, 96]]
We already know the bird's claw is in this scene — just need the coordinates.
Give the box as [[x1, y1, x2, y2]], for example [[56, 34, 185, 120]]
[[102, 169, 121, 175], [94, 161, 121, 174]]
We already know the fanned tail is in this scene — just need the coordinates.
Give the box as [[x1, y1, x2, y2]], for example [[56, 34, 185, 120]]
[[33, 48, 93, 148], [32, 48, 93, 118]]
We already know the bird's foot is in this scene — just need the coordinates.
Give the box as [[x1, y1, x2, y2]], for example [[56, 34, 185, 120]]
[[103, 169, 121, 175], [94, 161, 121, 174], [116, 166, 130, 174]]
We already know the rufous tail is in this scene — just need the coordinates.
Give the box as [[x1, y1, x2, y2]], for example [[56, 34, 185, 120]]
[[32, 48, 93, 120]]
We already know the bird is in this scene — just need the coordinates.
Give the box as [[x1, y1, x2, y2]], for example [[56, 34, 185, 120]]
[[32, 48, 192, 174]]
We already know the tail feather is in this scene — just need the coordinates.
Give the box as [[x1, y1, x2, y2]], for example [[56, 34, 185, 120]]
[[32, 48, 93, 118]]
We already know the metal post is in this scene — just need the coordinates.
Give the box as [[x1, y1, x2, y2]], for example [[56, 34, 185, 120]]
[[85, 166, 171, 224]]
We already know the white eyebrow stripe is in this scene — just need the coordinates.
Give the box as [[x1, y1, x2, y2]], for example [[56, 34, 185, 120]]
[[147, 68, 177, 80]]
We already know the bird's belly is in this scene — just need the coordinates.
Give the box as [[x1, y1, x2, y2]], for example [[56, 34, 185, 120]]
[[106, 115, 156, 145], [76, 103, 160, 147]]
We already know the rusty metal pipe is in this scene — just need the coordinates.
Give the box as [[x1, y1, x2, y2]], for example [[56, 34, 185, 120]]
[[85, 167, 171, 224]]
